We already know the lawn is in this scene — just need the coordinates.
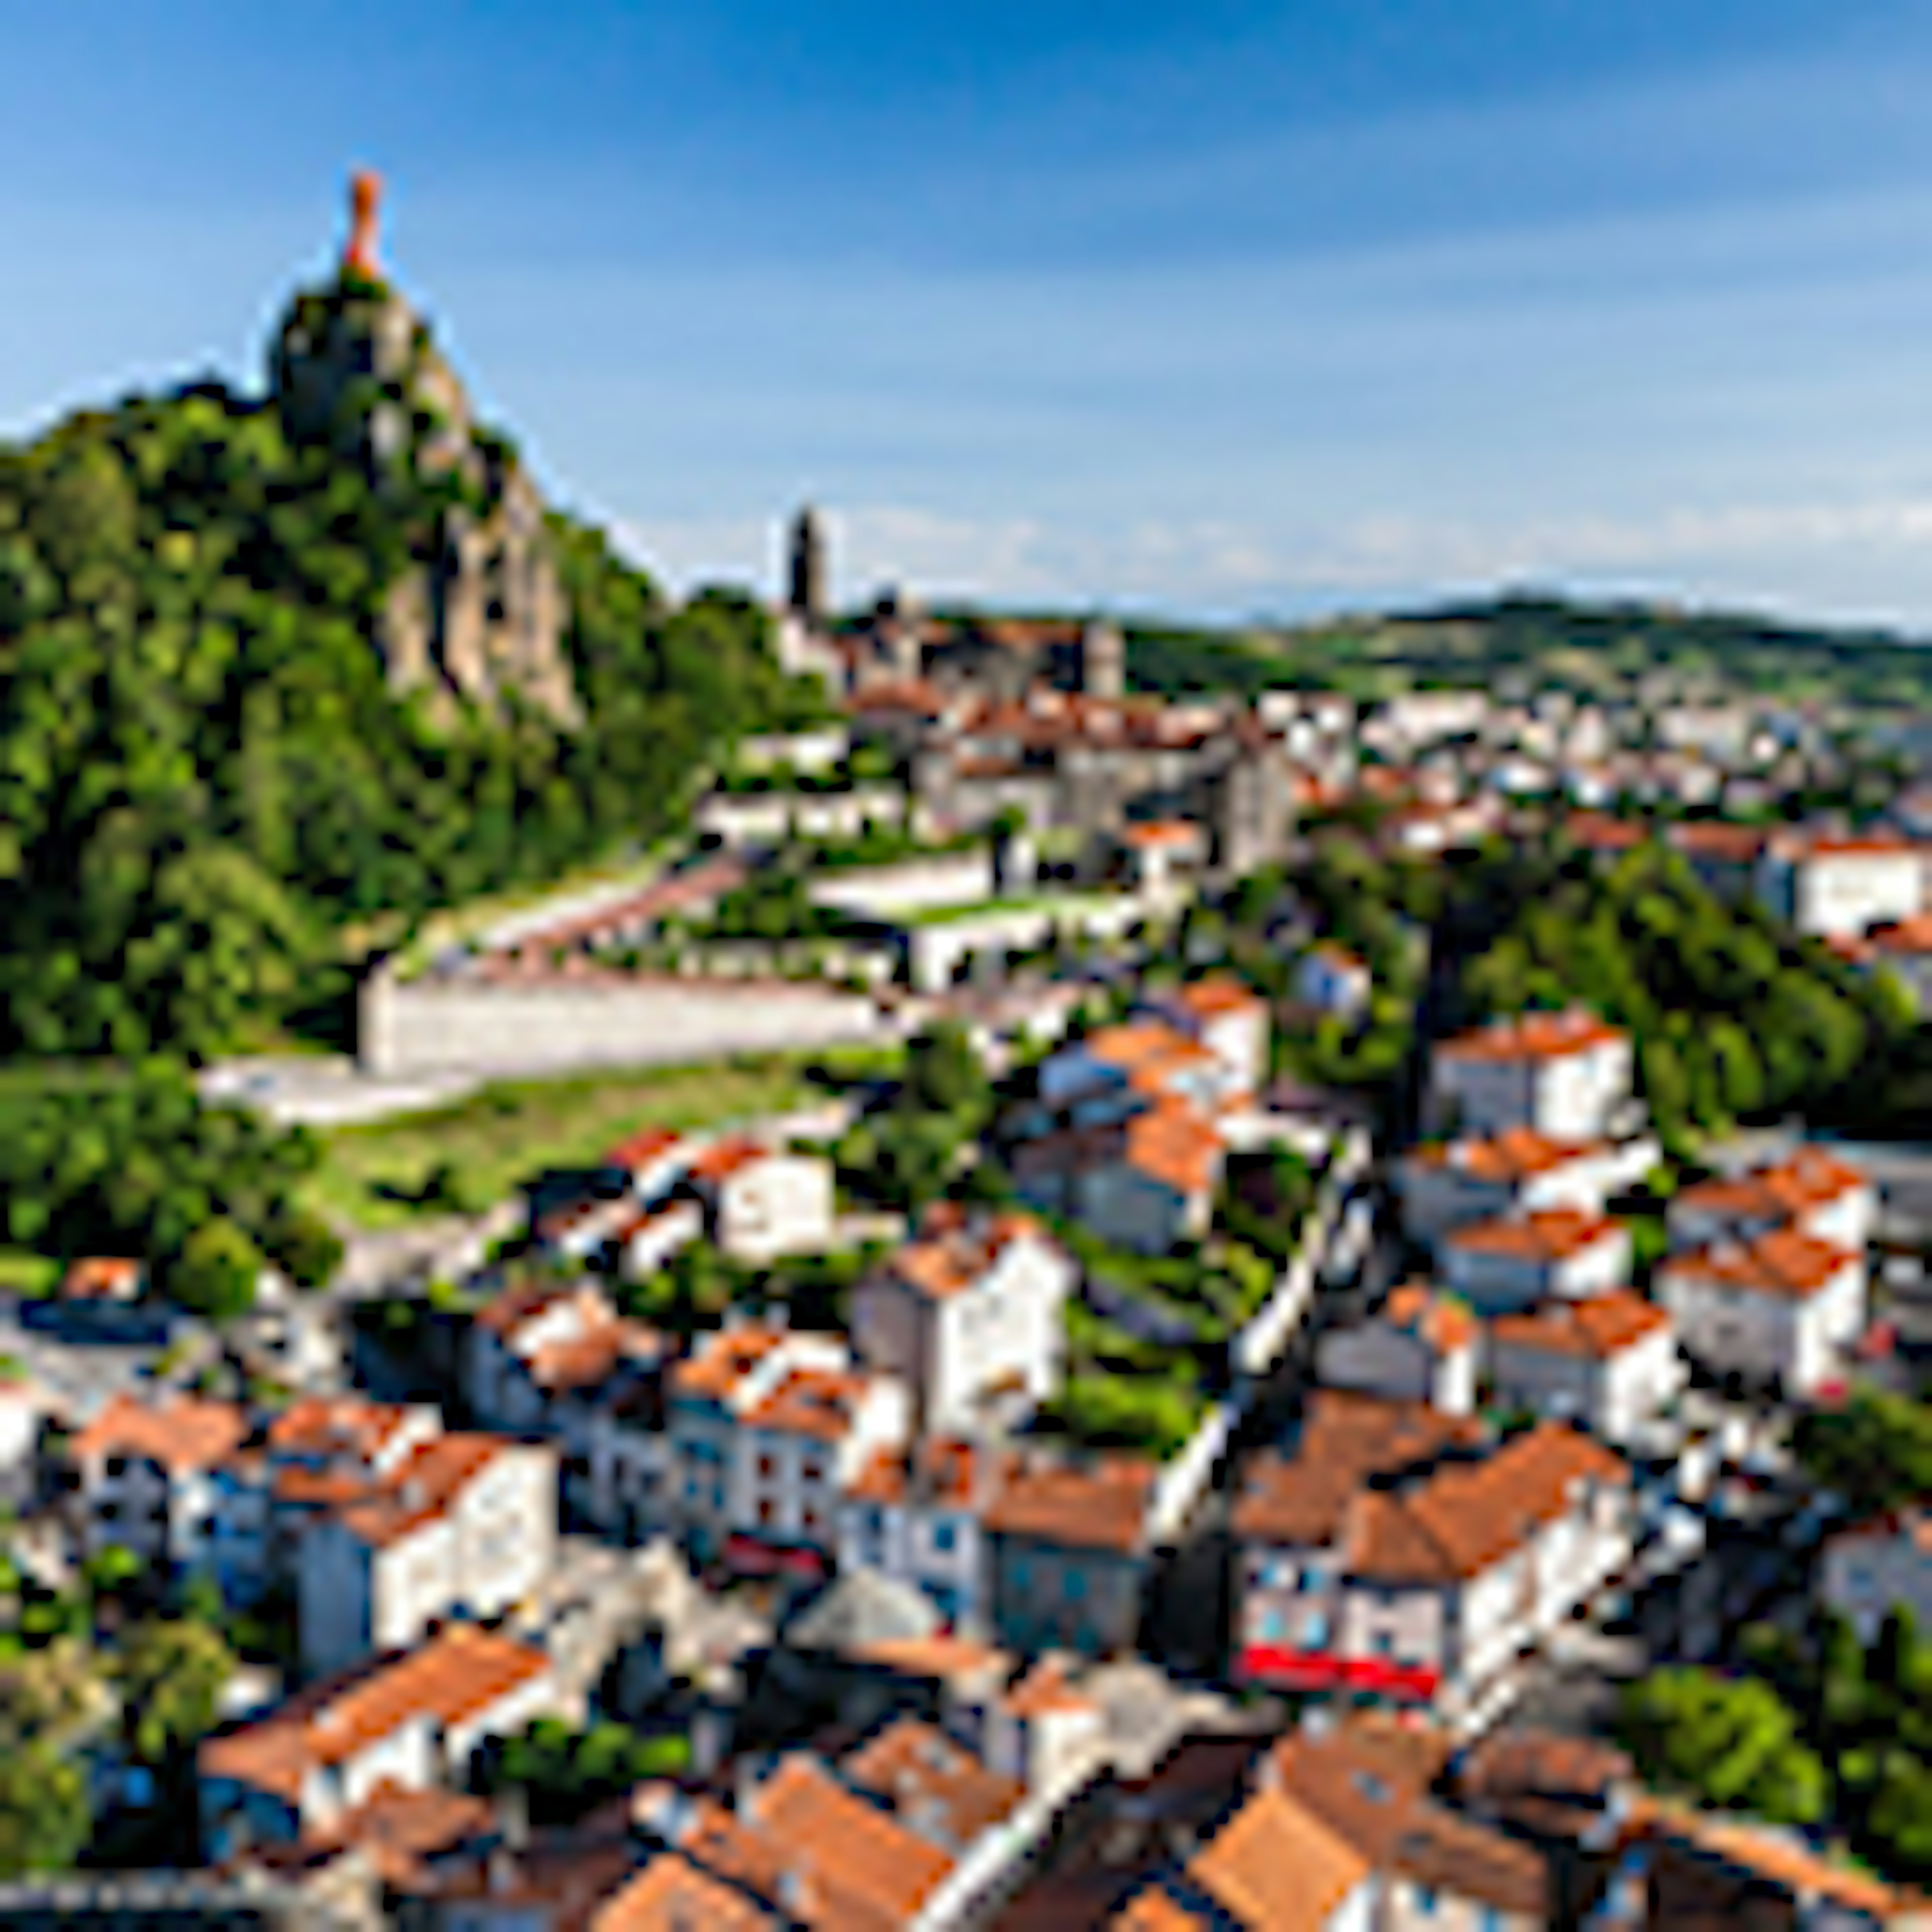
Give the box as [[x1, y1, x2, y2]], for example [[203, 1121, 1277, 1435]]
[[299, 1049, 897, 1233]]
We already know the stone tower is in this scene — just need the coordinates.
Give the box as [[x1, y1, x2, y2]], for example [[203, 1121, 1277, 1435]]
[[1079, 619, 1125, 702], [788, 504, 828, 628], [271, 174, 578, 726]]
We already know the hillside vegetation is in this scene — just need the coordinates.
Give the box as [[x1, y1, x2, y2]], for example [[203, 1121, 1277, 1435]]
[[0, 381, 813, 1060]]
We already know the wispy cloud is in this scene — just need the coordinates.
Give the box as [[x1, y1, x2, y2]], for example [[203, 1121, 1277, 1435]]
[[619, 493, 1932, 632]]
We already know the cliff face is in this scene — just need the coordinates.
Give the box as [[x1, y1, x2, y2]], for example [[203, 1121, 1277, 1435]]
[[271, 271, 580, 726]]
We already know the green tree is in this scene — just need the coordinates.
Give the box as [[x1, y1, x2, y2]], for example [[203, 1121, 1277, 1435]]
[[0, 1739, 91, 1877], [114, 1617, 236, 1766], [1619, 1668, 1827, 1825], [166, 1217, 264, 1321]]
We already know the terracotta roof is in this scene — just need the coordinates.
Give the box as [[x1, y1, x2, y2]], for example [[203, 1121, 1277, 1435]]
[[1444, 1208, 1625, 1264], [1086, 1021, 1216, 1077], [1661, 1227, 1861, 1302], [1186, 1781, 1373, 1932], [847, 1634, 1009, 1683], [333, 1433, 525, 1550], [841, 1717, 1024, 1846], [886, 1212, 1051, 1304], [737, 1753, 955, 1926], [70, 1393, 249, 1473], [473, 1277, 607, 1341], [987, 1457, 1159, 1554], [1000, 1656, 1101, 1719], [59, 1257, 142, 1301], [669, 1327, 788, 1403], [199, 1625, 550, 1802], [593, 1851, 780, 1931], [1233, 1393, 1486, 1548], [1237, 1400, 1627, 1584], [287, 1781, 493, 1889], [1122, 821, 1202, 850], [1869, 914, 1932, 956], [1109, 1888, 1212, 1931], [687, 1137, 769, 1186], [845, 1437, 1009, 1510], [1666, 821, 1767, 862], [527, 1320, 666, 1393], [1168, 975, 1265, 1018], [1655, 1807, 1913, 1919], [1410, 1128, 1602, 1185], [1272, 1719, 1549, 1917], [1123, 1096, 1225, 1198], [1565, 813, 1648, 851], [601, 1126, 684, 1174], [1378, 1282, 1479, 1354], [1436, 1009, 1627, 1065], [1489, 1291, 1671, 1361], [267, 1395, 423, 1460], [742, 1366, 871, 1443], [1674, 1149, 1869, 1227], [850, 679, 949, 719]]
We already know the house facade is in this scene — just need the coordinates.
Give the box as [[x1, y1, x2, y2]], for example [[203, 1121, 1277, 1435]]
[[1657, 1230, 1867, 1396], [850, 1208, 1074, 1433], [1428, 1011, 1634, 1143], [1486, 1293, 1685, 1445], [1440, 1211, 1631, 1316]]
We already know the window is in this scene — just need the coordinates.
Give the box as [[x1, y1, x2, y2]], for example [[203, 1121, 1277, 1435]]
[[1063, 1568, 1088, 1603], [931, 1519, 957, 1555], [1303, 1612, 1331, 1648], [105, 1457, 128, 1480], [1415, 1886, 1437, 1916], [1259, 1607, 1287, 1643]]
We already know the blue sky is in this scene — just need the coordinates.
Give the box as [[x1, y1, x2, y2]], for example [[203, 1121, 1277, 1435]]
[[10, 3, 1932, 626]]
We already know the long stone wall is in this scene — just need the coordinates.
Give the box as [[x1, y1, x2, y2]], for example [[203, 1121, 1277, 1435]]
[[359, 963, 891, 1078]]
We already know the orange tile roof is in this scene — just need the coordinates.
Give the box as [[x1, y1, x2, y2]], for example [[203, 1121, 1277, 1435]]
[[738, 1754, 955, 1926], [59, 1257, 142, 1301], [291, 1781, 493, 1889], [1674, 1148, 1868, 1226], [1000, 1656, 1099, 1719], [1087, 1021, 1215, 1075], [1187, 1781, 1373, 1932], [1411, 1128, 1601, 1185], [600, 1126, 685, 1173], [848, 1634, 1009, 1682], [1124, 1096, 1225, 1198], [473, 1277, 607, 1341], [1122, 820, 1202, 849], [267, 1395, 421, 1460], [1380, 1282, 1480, 1354], [1171, 974, 1265, 1017], [593, 1851, 780, 1931], [1436, 1009, 1626, 1065], [669, 1327, 788, 1403], [199, 1625, 550, 1802], [1655, 1807, 1911, 1918], [687, 1137, 769, 1185], [1868, 914, 1932, 956], [1444, 1209, 1624, 1264], [1661, 1227, 1861, 1302], [1489, 1291, 1671, 1360], [844, 1436, 1008, 1509], [333, 1433, 522, 1550], [841, 1717, 1023, 1844], [527, 1320, 666, 1393], [985, 1456, 1158, 1554], [70, 1393, 249, 1473], [742, 1366, 871, 1443], [887, 1211, 1050, 1304], [1109, 1887, 1212, 1931], [1666, 821, 1767, 862]]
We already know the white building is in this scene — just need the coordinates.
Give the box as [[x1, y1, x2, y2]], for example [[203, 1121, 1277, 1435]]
[[1669, 1148, 1877, 1256], [1398, 1130, 1658, 1250], [1486, 1292, 1685, 1445], [1866, 916, 1932, 1015], [665, 1324, 910, 1572], [850, 1208, 1074, 1434], [1144, 976, 1272, 1093], [1822, 1509, 1932, 1641], [67, 1395, 252, 1583], [684, 1138, 836, 1263], [1657, 1229, 1867, 1396], [1755, 832, 1925, 939], [1429, 1009, 1635, 1142], [837, 1438, 1008, 1633], [1232, 1394, 1633, 1726], [1441, 1210, 1631, 1316], [295, 1430, 557, 1680], [1315, 1282, 1480, 1414], [198, 1624, 566, 1861], [1296, 944, 1373, 1022]]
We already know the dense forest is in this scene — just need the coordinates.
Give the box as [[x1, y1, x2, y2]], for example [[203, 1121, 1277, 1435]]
[[0, 378, 815, 1059]]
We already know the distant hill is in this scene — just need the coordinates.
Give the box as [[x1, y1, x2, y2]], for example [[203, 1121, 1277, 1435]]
[[0, 285, 816, 1061], [1126, 593, 1932, 708]]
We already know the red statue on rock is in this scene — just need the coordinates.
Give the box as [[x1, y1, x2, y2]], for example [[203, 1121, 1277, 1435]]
[[343, 170, 382, 280]]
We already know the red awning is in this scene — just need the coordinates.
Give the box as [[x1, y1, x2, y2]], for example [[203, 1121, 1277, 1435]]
[[1238, 1645, 1441, 1703]]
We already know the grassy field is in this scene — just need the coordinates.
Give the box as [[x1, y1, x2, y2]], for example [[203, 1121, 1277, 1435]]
[[300, 1046, 897, 1233]]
